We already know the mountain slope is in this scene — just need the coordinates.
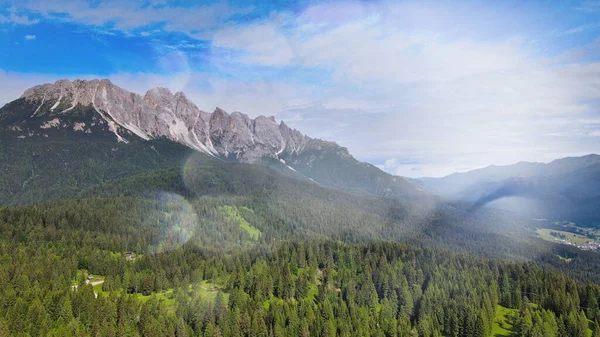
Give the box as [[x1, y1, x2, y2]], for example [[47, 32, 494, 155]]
[[422, 154, 600, 225], [422, 154, 600, 197], [0, 78, 424, 200]]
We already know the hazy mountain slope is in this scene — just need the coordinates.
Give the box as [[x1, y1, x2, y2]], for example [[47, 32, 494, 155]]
[[422, 154, 600, 225], [422, 154, 600, 198], [280, 140, 421, 199], [1, 78, 424, 200]]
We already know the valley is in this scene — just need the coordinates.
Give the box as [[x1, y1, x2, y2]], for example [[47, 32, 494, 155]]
[[0, 80, 599, 337], [536, 228, 600, 252], [2, 1, 600, 336]]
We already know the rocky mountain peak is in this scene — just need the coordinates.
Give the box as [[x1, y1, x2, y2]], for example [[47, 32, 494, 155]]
[[8, 78, 315, 162], [174, 91, 187, 99], [212, 107, 228, 116], [54, 78, 73, 88], [144, 87, 172, 98], [143, 87, 177, 109]]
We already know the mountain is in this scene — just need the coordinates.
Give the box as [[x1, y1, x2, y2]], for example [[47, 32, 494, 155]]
[[421, 154, 600, 225], [4, 78, 310, 157], [0, 78, 424, 203]]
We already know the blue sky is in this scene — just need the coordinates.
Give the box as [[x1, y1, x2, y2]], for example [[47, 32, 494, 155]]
[[2, 0, 600, 177]]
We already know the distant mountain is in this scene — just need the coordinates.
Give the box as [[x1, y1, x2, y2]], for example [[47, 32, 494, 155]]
[[0, 78, 424, 202], [421, 155, 600, 225]]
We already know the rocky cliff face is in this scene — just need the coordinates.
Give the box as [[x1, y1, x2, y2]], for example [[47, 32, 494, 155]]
[[13, 78, 313, 162]]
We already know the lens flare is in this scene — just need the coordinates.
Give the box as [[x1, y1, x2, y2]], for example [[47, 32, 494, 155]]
[[144, 192, 198, 254]]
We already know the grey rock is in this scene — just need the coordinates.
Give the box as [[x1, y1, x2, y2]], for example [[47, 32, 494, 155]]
[[19, 78, 313, 162]]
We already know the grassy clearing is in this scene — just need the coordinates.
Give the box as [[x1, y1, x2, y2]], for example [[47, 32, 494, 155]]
[[91, 278, 226, 314], [219, 205, 262, 240], [92, 280, 105, 294], [195, 280, 229, 304], [536, 228, 591, 245], [555, 254, 574, 263], [491, 305, 517, 337], [134, 289, 177, 313], [489, 304, 594, 337], [73, 271, 228, 316], [126, 280, 227, 308]]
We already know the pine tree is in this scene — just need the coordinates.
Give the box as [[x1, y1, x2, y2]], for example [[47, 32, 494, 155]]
[[177, 317, 189, 337], [593, 319, 600, 337], [300, 321, 310, 337]]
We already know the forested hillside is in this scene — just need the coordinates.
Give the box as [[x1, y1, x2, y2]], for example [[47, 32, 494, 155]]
[[1, 208, 600, 337], [4, 129, 600, 337]]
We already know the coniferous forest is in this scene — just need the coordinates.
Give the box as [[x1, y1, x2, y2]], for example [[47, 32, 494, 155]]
[[1, 147, 600, 337]]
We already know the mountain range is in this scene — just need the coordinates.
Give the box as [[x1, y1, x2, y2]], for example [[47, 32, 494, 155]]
[[2, 78, 600, 227], [0, 78, 423, 205], [2, 77, 600, 280], [421, 154, 600, 225]]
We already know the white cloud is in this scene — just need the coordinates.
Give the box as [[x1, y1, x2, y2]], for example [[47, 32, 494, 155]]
[[24, 34, 36, 40], [213, 23, 296, 66], [376, 159, 468, 178], [12, 0, 251, 34], [10, 13, 39, 25], [222, 2, 600, 177], [0, 12, 39, 24]]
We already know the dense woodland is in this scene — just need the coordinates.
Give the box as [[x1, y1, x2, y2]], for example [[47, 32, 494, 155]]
[[2, 137, 600, 336], [2, 207, 600, 337], [1, 189, 600, 336]]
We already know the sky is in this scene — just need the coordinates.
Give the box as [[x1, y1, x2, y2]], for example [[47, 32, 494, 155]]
[[1, 0, 600, 177]]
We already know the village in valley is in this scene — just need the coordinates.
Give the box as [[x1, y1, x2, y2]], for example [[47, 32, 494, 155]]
[[536, 221, 600, 252]]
